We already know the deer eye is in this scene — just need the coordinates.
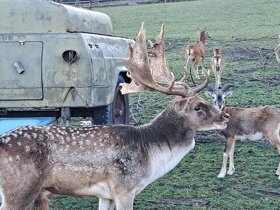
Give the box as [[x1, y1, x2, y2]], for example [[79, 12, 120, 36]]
[[194, 106, 201, 111]]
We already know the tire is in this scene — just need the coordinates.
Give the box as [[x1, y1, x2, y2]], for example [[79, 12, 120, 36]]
[[92, 76, 129, 125]]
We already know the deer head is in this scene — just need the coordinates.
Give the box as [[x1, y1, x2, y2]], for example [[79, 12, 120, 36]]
[[205, 84, 233, 110], [198, 27, 210, 44], [121, 22, 210, 98]]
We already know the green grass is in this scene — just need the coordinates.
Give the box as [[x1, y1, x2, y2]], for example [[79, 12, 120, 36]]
[[51, 0, 280, 209]]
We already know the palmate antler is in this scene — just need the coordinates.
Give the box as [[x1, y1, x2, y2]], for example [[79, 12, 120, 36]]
[[121, 22, 209, 98]]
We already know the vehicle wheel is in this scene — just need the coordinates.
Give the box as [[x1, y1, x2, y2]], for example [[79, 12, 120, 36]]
[[93, 76, 129, 125]]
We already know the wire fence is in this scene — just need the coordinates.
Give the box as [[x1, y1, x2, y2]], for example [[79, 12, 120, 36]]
[[53, 0, 190, 8]]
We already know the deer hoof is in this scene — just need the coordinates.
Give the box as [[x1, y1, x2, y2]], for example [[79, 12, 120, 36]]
[[227, 169, 235, 175], [217, 173, 226, 178]]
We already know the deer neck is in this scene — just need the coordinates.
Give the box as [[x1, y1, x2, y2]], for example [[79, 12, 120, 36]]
[[140, 106, 195, 150], [199, 33, 206, 45], [137, 107, 195, 187]]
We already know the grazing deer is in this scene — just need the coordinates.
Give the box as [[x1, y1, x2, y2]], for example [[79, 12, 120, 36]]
[[0, 23, 229, 210], [183, 28, 209, 80], [210, 49, 224, 89], [275, 34, 280, 64], [205, 85, 280, 179]]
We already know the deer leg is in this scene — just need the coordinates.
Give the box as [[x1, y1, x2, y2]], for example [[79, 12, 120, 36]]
[[200, 58, 206, 77], [0, 189, 39, 210], [99, 198, 115, 210], [181, 57, 190, 81], [34, 190, 51, 210], [192, 59, 200, 79], [114, 194, 134, 210], [227, 139, 236, 175], [218, 137, 235, 178], [263, 126, 280, 178]]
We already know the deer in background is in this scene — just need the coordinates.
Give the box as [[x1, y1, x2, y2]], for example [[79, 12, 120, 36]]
[[205, 85, 280, 179], [183, 28, 209, 80], [210, 48, 224, 89], [275, 34, 280, 64], [0, 23, 229, 210]]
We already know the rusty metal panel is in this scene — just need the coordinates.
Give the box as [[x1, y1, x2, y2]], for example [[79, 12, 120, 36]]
[[0, 41, 43, 100], [0, 0, 113, 35]]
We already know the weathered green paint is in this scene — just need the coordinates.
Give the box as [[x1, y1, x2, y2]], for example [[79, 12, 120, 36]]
[[0, 0, 113, 35], [0, 0, 133, 110]]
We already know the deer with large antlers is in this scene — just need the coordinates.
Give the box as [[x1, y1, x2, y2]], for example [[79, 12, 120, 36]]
[[210, 48, 224, 89], [275, 34, 280, 64], [205, 85, 280, 179], [183, 28, 209, 80], [0, 23, 229, 210]]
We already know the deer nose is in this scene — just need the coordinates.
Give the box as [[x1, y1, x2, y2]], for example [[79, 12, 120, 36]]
[[222, 112, 229, 120]]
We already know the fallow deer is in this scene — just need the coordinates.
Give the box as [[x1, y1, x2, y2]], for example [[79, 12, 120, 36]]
[[210, 49, 224, 89], [275, 34, 280, 64], [0, 23, 229, 210], [183, 28, 209, 80], [206, 85, 280, 179]]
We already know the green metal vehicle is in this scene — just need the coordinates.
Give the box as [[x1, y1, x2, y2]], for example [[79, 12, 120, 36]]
[[0, 0, 133, 124]]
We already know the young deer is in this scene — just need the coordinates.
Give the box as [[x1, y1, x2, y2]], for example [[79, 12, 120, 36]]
[[206, 85, 280, 179], [0, 23, 229, 210], [275, 34, 280, 64], [210, 48, 224, 89], [183, 28, 209, 80]]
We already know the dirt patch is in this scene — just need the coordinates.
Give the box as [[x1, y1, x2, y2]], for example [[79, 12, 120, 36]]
[[223, 46, 275, 61], [142, 197, 209, 208], [249, 74, 280, 86]]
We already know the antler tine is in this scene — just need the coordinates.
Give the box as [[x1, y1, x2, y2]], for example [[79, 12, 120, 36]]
[[121, 22, 176, 95], [121, 23, 210, 98]]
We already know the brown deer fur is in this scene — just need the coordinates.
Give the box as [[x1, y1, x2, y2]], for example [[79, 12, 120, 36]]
[[0, 96, 229, 210], [184, 29, 208, 80], [217, 106, 280, 179], [210, 48, 224, 88]]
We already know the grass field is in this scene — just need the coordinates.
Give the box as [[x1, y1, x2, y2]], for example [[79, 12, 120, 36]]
[[51, 0, 280, 209]]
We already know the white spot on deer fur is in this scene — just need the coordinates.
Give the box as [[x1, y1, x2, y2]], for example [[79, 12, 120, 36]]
[[18, 130, 23, 135], [4, 137, 11, 143], [85, 140, 90, 145], [11, 133, 18, 138], [8, 157, 13, 162], [32, 133, 38, 139], [59, 137, 65, 145], [66, 137, 70, 142], [17, 142, 22, 146], [72, 141, 76, 146], [25, 146, 30, 153], [79, 141, 83, 145], [15, 155, 20, 161], [23, 133, 31, 139]]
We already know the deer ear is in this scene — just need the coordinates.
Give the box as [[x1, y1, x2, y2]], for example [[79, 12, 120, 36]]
[[175, 97, 190, 112], [225, 91, 233, 98], [205, 91, 214, 98]]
